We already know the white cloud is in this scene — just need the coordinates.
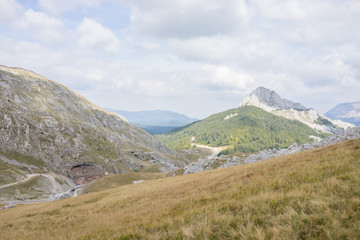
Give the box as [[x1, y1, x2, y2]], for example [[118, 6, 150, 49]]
[[13, 9, 64, 42], [203, 64, 254, 93], [38, 0, 101, 16], [0, 0, 22, 22], [110, 66, 181, 97], [76, 18, 120, 52], [136, 40, 160, 51], [123, 0, 251, 39], [252, 0, 360, 46], [169, 36, 238, 62], [347, 0, 360, 13], [252, 0, 309, 20], [0, 39, 70, 84], [138, 80, 173, 97], [1, 0, 360, 118]]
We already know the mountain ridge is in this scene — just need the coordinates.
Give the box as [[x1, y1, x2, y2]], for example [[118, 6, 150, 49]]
[[240, 86, 354, 133], [241, 86, 308, 111], [0, 65, 183, 187], [106, 109, 198, 134], [106, 109, 198, 126], [325, 102, 360, 126]]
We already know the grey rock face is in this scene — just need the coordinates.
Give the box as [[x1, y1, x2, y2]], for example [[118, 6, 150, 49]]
[[251, 87, 307, 111], [183, 158, 208, 174], [0, 65, 180, 180], [241, 86, 352, 134]]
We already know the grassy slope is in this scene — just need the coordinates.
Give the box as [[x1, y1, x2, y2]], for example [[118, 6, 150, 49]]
[[156, 106, 325, 154], [82, 172, 165, 194], [0, 175, 50, 201], [0, 150, 46, 186], [0, 138, 360, 239], [0, 161, 25, 186]]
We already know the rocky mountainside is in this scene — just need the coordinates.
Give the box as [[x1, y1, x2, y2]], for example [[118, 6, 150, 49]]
[[0, 65, 183, 184], [240, 87, 354, 133], [325, 102, 360, 126]]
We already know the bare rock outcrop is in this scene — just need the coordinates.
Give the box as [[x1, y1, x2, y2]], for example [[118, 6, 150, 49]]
[[241, 86, 308, 111], [240, 87, 354, 133]]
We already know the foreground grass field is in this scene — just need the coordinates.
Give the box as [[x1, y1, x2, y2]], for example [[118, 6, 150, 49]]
[[1, 138, 360, 239]]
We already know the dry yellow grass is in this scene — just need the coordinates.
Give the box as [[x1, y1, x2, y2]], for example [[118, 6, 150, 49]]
[[1, 138, 360, 239], [82, 172, 165, 194]]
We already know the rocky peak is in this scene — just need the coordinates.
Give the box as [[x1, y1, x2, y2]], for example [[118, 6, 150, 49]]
[[240, 87, 354, 133], [241, 87, 308, 111]]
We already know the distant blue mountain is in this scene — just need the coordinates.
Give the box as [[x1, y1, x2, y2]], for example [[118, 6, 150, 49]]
[[105, 109, 198, 134], [325, 102, 360, 126]]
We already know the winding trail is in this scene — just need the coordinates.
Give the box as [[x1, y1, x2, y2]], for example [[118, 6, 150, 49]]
[[0, 174, 41, 189], [0, 174, 84, 206]]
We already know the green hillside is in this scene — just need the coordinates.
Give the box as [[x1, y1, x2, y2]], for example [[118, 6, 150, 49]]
[[156, 106, 327, 154]]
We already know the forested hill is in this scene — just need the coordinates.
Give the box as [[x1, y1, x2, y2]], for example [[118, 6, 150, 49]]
[[156, 106, 327, 154]]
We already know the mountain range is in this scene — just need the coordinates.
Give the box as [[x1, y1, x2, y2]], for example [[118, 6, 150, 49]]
[[325, 102, 360, 126], [1, 65, 359, 239], [106, 109, 198, 134], [157, 87, 352, 155], [0, 65, 358, 202]]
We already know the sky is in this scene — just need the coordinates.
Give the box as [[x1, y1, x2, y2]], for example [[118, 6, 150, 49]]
[[0, 0, 359, 119]]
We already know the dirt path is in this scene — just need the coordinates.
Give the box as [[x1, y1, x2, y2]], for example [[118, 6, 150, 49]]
[[0, 174, 41, 189], [71, 185, 84, 197], [0, 173, 83, 206], [190, 143, 228, 159]]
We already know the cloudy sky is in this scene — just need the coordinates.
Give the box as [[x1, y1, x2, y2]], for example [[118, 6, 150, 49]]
[[0, 0, 359, 119]]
